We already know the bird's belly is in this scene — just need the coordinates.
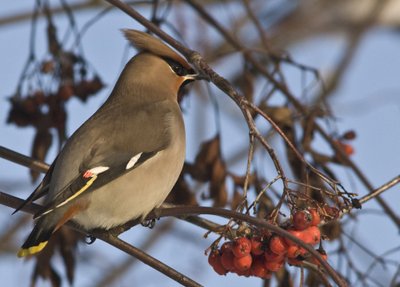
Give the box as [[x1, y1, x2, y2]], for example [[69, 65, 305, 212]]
[[72, 143, 184, 230]]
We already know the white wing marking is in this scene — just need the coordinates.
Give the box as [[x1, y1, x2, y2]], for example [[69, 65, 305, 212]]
[[88, 166, 110, 175], [126, 153, 143, 169]]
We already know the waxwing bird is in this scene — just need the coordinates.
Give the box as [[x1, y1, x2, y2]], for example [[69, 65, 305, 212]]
[[16, 29, 199, 257]]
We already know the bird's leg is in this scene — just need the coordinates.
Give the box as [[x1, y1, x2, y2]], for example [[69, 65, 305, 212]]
[[85, 235, 96, 244], [141, 218, 156, 229]]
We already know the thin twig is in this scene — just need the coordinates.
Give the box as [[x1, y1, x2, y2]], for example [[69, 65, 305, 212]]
[[0, 0, 101, 26], [358, 175, 400, 205], [0, 145, 50, 173], [242, 131, 255, 200], [340, 175, 400, 216], [303, 261, 333, 287], [95, 220, 203, 287], [181, 0, 400, 228], [105, 0, 292, 200], [92, 232, 203, 287], [181, 0, 342, 195], [95, 219, 175, 287]]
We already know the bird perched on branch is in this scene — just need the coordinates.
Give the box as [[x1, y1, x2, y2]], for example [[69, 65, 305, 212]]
[[15, 29, 200, 257]]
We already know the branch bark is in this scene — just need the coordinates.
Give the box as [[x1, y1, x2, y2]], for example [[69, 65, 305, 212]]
[[0, 190, 347, 287], [180, 0, 400, 229], [0, 147, 348, 286], [0, 190, 202, 287]]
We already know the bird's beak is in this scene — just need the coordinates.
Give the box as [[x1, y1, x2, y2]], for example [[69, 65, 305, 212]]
[[183, 74, 198, 82], [183, 73, 210, 82]]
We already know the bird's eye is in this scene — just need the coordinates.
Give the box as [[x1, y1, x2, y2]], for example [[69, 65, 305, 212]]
[[163, 58, 189, 76]]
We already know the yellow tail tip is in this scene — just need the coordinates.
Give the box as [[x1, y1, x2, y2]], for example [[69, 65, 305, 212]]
[[17, 241, 48, 258]]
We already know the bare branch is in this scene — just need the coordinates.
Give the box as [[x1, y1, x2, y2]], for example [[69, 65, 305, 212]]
[[0, 190, 347, 287], [91, 231, 202, 287], [0, 191, 202, 287], [0, 146, 49, 173], [359, 175, 400, 205]]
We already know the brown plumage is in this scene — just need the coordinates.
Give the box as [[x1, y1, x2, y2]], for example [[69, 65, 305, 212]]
[[122, 29, 192, 70], [17, 29, 199, 257]]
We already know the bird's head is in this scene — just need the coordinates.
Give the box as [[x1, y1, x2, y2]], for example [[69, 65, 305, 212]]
[[122, 29, 200, 98]]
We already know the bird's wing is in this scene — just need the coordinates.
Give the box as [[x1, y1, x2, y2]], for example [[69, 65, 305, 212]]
[[33, 100, 175, 219], [12, 156, 58, 214], [34, 150, 158, 219]]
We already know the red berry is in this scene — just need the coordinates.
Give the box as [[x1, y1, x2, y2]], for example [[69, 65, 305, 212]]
[[208, 250, 227, 275], [335, 140, 354, 156], [251, 236, 264, 255], [284, 228, 303, 246], [220, 241, 233, 253], [232, 237, 252, 258], [251, 257, 270, 278], [323, 205, 340, 219], [264, 249, 285, 262], [264, 258, 284, 272], [286, 245, 298, 258], [208, 250, 218, 266], [302, 226, 321, 245], [235, 268, 252, 277], [220, 248, 235, 271], [342, 143, 354, 156], [269, 236, 287, 255], [309, 208, 321, 226], [285, 227, 320, 246], [287, 245, 307, 259], [293, 210, 312, 230], [233, 254, 253, 271]]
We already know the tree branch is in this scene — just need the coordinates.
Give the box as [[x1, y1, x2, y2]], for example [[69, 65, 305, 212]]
[[0, 190, 346, 287], [0, 146, 49, 173], [180, 0, 400, 229], [0, 143, 345, 283], [92, 230, 202, 287], [358, 175, 400, 205], [5, 146, 398, 285], [0, 190, 202, 287]]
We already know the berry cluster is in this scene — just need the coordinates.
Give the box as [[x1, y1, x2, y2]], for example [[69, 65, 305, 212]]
[[208, 208, 328, 278]]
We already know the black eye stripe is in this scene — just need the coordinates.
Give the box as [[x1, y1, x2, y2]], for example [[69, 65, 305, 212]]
[[162, 57, 193, 76]]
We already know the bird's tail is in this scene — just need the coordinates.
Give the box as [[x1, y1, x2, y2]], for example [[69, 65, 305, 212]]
[[18, 219, 55, 257]]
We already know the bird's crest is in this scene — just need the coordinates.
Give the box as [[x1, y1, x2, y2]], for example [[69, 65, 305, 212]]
[[122, 29, 191, 70]]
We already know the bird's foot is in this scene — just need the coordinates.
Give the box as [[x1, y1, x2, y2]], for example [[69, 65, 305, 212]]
[[141, 218, 156, 229], [85, 235, 96, 244]]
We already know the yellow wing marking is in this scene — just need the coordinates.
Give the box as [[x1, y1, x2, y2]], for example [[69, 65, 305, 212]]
[[38, 175, 97, 218], [17, 241, 48, 257]]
